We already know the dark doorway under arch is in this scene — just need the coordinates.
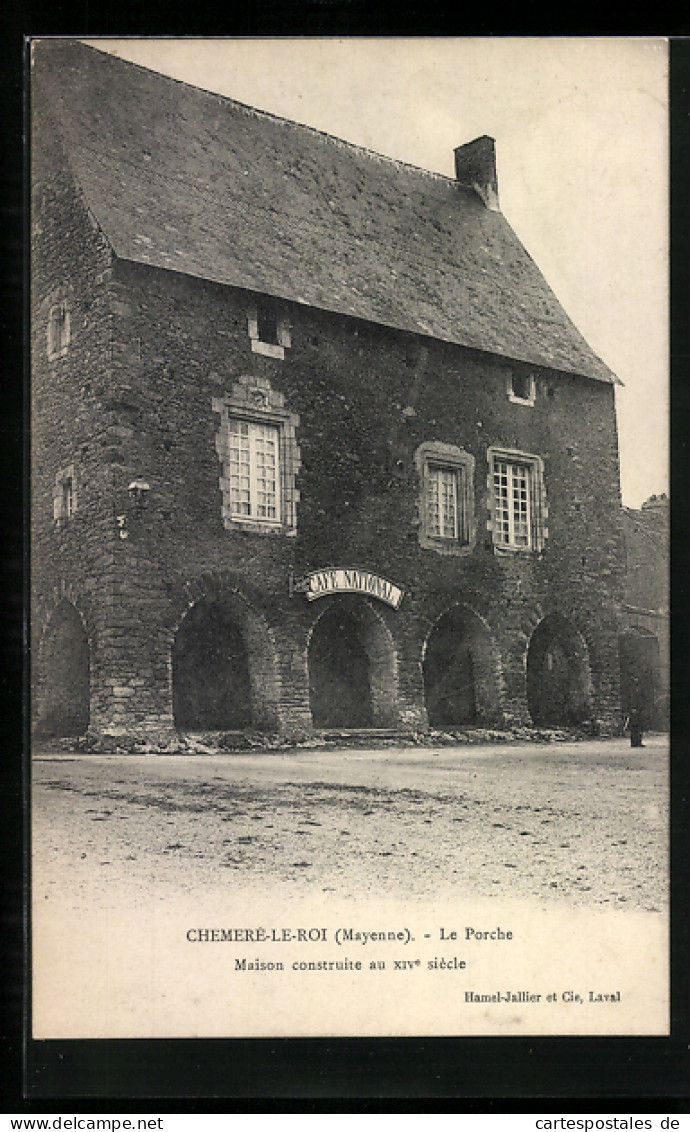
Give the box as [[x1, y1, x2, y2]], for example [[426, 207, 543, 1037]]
[[36, 601, 90, 737], [423, 606, 499, 727], [172, 600, 252, 730], [526, 614, 592, 726], [619, 629, 660, 729], [308, 601, 397, 729]]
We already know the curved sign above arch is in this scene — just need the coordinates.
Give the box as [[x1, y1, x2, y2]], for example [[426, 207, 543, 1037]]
[[293, 568, 404, 610]]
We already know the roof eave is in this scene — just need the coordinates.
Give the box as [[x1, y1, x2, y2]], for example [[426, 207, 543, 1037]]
[[109, 246, 620, 385]]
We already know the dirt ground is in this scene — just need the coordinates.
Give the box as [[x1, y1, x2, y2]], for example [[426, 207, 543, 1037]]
[[32, 735, 668, 914]]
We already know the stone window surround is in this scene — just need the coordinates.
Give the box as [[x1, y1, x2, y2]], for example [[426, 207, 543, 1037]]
[[486, 445, 547, 554], [507, 367, 536, 406], [414, 441, 476, 556], [213, 375, 300, 536], [247, 301, 291, 360], [47, 298, 71, 360], [53, 463, 77, 526]]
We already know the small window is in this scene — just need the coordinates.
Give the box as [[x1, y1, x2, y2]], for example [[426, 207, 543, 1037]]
[[415, 442, 475, 555], [257, 308, 279, 346], [507, 369, 536, 406], [53, 464, 77, 525], [248, 302, 291, 359], [47, 301, 70, 360], [62, 477, 74, 518], [488, 447, 546, 553]]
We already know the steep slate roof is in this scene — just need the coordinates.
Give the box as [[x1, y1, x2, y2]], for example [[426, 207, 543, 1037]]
[[32, 39, 617, 384]]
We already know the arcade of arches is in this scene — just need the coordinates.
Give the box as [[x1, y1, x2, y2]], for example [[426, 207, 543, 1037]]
[[170, 602, 595, 733], [34, 593, 601, 738]]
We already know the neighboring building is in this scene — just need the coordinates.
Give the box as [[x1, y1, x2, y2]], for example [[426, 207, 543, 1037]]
[[620, 495, 669, 730], [31, 39, 626, 745]]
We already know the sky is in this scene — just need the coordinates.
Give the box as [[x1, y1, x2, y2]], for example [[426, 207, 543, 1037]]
[[85, 37, 669, 509]]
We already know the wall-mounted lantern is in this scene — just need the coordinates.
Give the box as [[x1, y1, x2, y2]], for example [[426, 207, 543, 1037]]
[[128, 480, 151, 510]]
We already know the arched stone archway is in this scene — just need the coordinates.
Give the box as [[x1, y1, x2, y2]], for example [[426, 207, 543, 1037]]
[[526, 613, 593, 726], [307, 598, 398, 728], [172, 593, 280, 732], [619, 628, 660, 728], [422, 605, 502, 727], [35, 600, 90, 736]]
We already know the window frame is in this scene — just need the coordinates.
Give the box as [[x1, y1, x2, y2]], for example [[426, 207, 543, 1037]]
[[507, 368, 536, 406], [53, 464, 77, 526], [62, 476, 74, 519], [415, 441, 476, 555], [47, 299, 71, 360], [213, 377, 301, 536], [247, 302, 291, 360], [487, 446, 547, 554], [226, 417, 282, 525]]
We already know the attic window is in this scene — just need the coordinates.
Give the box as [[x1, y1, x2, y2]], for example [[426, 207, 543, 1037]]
[[248, 303, 291, 360], [507, 369, 536, 406], [257, 308, 279, 345], [47, 300, 70, 360]]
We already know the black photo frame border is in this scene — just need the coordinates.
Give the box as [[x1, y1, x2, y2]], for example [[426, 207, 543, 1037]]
[[3, 14, 688, 1109]]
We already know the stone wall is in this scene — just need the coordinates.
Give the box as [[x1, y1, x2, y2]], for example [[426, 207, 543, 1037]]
[[621, 497, 669, 728], [32, 154, 626, 740], [31, 100, 118, 734]]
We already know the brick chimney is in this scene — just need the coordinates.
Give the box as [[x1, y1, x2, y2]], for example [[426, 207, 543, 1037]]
[[454, 136, 499, 211]]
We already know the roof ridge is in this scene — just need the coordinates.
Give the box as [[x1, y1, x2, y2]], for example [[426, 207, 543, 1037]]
[[33, 39, 617, 385], [76, 40, 459, 189], [65, 135, 455, 254]]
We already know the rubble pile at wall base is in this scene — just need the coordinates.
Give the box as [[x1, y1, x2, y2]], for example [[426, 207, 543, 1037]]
[[34, 722, 620, 757]]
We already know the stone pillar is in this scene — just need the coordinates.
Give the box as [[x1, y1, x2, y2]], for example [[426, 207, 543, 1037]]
[[493, 615, 532, 727], [88, 545, 176, 746], [395, 609, 430, 731], [270, 609, 315, 739]]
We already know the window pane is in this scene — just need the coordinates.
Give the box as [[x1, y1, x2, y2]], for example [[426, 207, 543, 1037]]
[[228, 422, 252, 515], [440, 468, 458, 538], [228, 418, 280, 521], [427, 467, 441, 536], [493, 458, 533, 548], [493, 461, 510, 544], [428, 465, 458, 539], [511, 464, 531, 546]]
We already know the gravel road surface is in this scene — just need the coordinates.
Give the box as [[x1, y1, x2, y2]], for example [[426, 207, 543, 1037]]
[[32, 736, 668, 913]]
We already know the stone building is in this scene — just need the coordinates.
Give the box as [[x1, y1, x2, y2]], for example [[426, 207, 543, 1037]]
[[31, 40, 626, 745], [620, 495, 669, 730]]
